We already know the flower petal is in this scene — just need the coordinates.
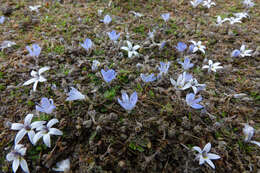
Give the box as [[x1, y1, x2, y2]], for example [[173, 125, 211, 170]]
[[15, 129, 27, 144], [43, 134, 51, 147], [39, 66, 50, 74], [49, 128, 63, 136], [23, 78, 37, 86], [28, 130, 35, 144], [206, 158, 215, 169], [33, 131, 44, 145], [24, 114, 33, 125], [47, 119, 59, 128], [11, 123, 24, 130], [208, 153, 221, 160], [12, 159, 20, 173], [203, 142, 211, 153], [20, 158, 29, 173], [6, 153, 16, 161], [192, 146, 202, 153]]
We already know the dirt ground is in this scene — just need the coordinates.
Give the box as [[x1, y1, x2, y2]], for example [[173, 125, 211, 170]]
[[0, 0, 259, 172]]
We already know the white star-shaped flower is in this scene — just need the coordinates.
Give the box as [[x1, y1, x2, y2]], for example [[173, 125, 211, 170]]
[[11, 113, 46, 144], [33, 118, 63, 148], [23, 66, 50, 92], [202, 60, 223, 73], [29, 5, 41, 12], [216, 16, 229, 26], [6, 144, 30, 173], [193, 143, 221, 169], [121, 41, 140, 58], [53, 158, 70, 172], [239, 45, 253, 57], [202, 0, 216, 8], [190, 40, 206, 54], [228, 17, 242, 24]]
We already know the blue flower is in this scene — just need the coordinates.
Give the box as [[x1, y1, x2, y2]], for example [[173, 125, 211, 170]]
[[186, 93, 203, 109], [80, 38, 92, 51], [118, 91, 138, 111], [159, 41, 167, 50], [158, 62, 170, 76], [231, 49, 241, 57], [161, 13, 170, 22], [176, 42, 187, 52], [0, 16, 5, 24], [102, 15, 112, 24], [26, 44, 41, 57], [188, 44, 195, 53], [36, 97, 56, 114], [140, 73, 156, 83], [66, 87, 85, 101], [178, 57, 194, 70], [101, 69, 117, 83], [107, 30, 120, 41]]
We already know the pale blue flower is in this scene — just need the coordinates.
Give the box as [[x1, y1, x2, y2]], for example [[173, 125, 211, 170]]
[[66, 87, 85, 101], [176, 42, 187, 52], [186, 93, 203, 109], [0, 16, 5, 24], [158, 62, 170, 76], [36, 97, 56, 114], [26, 44, 41, 57], [107, 30, 120, 41], [101, 69, 117, 83], [231, 49, 241, 57], [161, 13, 170, 22], [159, 41, 167, 50], [140, 73, 156, 83], [178, 57, 194, 70], [102, 15, 112, 24], [188, 44, 195, 53], [118, 91, 138, 111], [80, 38, 92, 51]]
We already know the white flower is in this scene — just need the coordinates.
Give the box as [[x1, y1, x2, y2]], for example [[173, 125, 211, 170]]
[[239, 45, 253, 57], [202, 60, 223, 72], [243, 124, 260, 147], [33, 118, 63, 148], [216, 16, 230, 26], [233, 12, 250, 20], [29, 5, 41, 12], [242, 0, 255, 8], [190, 40, 206, 54], [228, 17, 242, 24], [11, 114, 46, 144], [23, 66, 50, 92], [66, 87, 85, 101], [193, 143, 221, 169], [190, 0, 203, 8], [6, 144, 30, 173], [202, 0, 216, 8], [121, 41, 140, 58], [92, 60, 100, 71], [170, 72, 193, 90], [0, 40, 16, 50], [53, 158, 70, 172], [190, 78, 206, 94], [129, 11, 144, 17]]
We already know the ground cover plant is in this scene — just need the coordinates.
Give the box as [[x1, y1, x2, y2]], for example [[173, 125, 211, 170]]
[[0, 0, 259, 172]]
